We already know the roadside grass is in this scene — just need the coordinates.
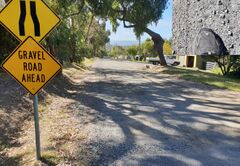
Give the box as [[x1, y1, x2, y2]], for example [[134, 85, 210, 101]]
[[162, 67, 240, 92], [211, 67, 222, 75], [38, 98, 51, 113], [63, 58, 94, 76], [81, 57, 94, 68], [39, 151, 60, 166]]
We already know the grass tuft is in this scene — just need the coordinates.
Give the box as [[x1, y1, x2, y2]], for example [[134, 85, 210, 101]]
[[39, 151, 59, 166]]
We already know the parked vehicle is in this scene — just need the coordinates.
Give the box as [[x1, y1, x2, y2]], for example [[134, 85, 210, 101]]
[[146, 56, 180, 66]]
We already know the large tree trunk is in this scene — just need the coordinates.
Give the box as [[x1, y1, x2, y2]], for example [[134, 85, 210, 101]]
[[145, 28, 167, 66]]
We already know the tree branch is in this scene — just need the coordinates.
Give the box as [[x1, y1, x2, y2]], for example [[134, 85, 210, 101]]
[[64, 11, 82, 18], [85, 14, 95, 42], [64, 1, 85, 19]]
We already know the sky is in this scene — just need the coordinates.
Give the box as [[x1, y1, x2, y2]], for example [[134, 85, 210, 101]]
[[106, 0, 172, 43]]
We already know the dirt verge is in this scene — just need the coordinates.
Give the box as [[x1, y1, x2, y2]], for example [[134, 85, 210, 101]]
[[0, 63, 90, 165]]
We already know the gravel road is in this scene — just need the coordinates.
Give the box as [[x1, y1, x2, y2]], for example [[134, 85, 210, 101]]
[[71, 59, 240, 166]]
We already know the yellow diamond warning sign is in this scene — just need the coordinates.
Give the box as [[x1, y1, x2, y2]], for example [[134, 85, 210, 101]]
[[0, 0, 61, 42], [1, 36, 62, 95]]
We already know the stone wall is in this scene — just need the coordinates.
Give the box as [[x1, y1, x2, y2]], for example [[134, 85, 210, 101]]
[[173, 0, 240, 55]]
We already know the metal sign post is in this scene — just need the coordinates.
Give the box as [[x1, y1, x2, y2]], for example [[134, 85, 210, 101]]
[[33, 94, 41, 160]]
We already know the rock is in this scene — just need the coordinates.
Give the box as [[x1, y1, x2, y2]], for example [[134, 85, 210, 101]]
[[219, 14, 225, 19], [228, 31, 233, 36], [218, 0, 223, 5]]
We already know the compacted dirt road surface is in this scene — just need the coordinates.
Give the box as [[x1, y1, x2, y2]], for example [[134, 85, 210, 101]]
[[69, 59, 240, 166]]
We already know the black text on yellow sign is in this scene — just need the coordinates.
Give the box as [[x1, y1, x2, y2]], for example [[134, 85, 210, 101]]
[[0, 0, 61, 42], [20, 50, 46, 83], [1, 37, 62, 95]]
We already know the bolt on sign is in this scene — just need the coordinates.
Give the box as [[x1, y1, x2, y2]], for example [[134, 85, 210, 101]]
[[2, 37, 62, 95], [0, 0, 61, 42]]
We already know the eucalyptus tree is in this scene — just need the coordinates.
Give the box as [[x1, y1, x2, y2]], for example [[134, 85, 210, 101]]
[[44, 0, 110, 63], [110, 46, 126, 57], [86, 0, 169, 65], [86, 20, 110, 57], [142, 39, 155, 57], [127, 45, 138, 57], [163, 39, 173, 55]]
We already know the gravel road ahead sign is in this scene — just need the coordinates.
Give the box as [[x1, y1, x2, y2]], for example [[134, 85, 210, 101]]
[[0, 0, 62, 160], [0, 0, 60, 42], [1, 36, 62, 95]]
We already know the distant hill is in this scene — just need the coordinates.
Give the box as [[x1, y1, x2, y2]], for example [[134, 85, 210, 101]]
[[106, 41, 139, 51]]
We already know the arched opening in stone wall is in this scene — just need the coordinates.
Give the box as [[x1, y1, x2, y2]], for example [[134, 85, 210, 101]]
[[192, 28, 228, 56]]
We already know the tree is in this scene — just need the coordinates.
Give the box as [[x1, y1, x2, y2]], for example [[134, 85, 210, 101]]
[[86, 20, 110, 57], [86, 0, 169, 66], [127, 45, 138, 57], [44, 0, 110, 63], [232, 57, 240, 72], [206, 55, 240, 76], [109, 46, 126, 57], [163, 39, 172, 55], [142, 39, 155, 57]]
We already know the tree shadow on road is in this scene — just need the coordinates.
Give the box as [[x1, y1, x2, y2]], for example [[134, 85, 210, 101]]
[[45, 67, 240, 165]]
